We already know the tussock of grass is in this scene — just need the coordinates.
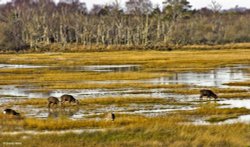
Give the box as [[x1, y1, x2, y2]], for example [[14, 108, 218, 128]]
[[1, 116, 250, 146], [186, 103, 250, 116], [22, 114, 147, 130], [13, 99, 47, 106], [79, 97, 181, 105], [0, 68, 39, 74], [0, 49, 250, 70], [224, 81, 250, 87], [48, 83, 188, 90], [166, 89, 199, 95], [0, 70, 171, 85], [166, 88, 248, 97], [206, 115, 238, 123], [12, 97, 188, 106], [183, 43, 250, 50], [220, 93, 250, 99], [38, 72, 170, 81]]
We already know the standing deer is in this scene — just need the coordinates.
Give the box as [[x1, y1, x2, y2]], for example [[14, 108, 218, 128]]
[[200, 89, 218, 99]]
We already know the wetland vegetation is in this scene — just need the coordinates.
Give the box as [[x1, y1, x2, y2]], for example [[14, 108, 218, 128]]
[[0, 49, 249, 146], [0, 0, 250, 146]]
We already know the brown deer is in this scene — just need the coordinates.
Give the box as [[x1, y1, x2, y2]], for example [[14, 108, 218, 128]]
[[200, 89, 218, 99], [47, 96, 60, 108], [61, 94, 79, 106]]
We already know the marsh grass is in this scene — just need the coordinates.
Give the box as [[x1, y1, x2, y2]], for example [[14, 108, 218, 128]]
[[0, 50, 249, 88], [182, 43, 250, 50], [1, 114, 148, 130], [0, 49, 249, 69], [79, 97, 178, 105], [166, 88, 250, 99], [37, 71, 171, 81], [206, 115, 239, 123], [220, 93, 250, 99], [224, 81, 250, 87], [0, 117, 250, 146], [12, 97, 189, 107], [0, 49, 250, 146], [47, 83, 188, 90], [0, 70, 171, 85], [185, 103, 250, 116], [13, 99, 48, 106]]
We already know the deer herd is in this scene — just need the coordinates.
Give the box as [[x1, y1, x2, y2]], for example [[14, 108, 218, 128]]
[[3, 89, 218, 120], [48, 94, 80, 108]]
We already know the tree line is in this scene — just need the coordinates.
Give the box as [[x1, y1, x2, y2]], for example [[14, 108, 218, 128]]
[[0, 0, 250, 51]]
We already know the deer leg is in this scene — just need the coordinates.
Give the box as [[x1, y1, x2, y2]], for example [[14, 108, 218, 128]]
[[199, 95, 203, 99], [48, 102, 51, 108]]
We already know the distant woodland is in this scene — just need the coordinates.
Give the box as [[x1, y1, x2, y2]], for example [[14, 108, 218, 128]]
[[0, 0, 250, 51]]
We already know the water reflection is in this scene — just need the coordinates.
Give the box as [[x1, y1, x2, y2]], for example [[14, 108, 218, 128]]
[[0, 65, 249, 99], [48, 108, 80, 118], [0, 64, 47, 69], [218, 99, 250, 109], [145, 65, 250, 88], [0, 64, 140, 72], [81, 65, 141, 72], [49, 65, 141, 72], [0, 85, 51, 98], [192, 114, 250, 125]]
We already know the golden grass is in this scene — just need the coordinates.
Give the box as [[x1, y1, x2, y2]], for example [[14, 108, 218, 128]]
[[47, 83, 188, 90], [185, 103, 250, 116], [220, 93, 250, 99], [0, 114, 149, 130], [79, 97, 182, 105], [0, 116, 250, 146], [0, 49, 249, 87], [23, 114, 147, 130], [0, 49, 249, 69], [206, 115, 238, 123], [183, 43, 250, 50], [37, 71, 170, 81], [11, 97, 189, 106], [165, 88, 248, 96], [224, 81, 250, 87], [13, 99, 48, 106], [0, 49, 250, 146]]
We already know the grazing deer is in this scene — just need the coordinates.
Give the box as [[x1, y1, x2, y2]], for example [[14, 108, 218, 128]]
[[3, 109, 20, 116], [200, 89, 218, 99], [61, 94, 79, 106], [47, 96, 60, 108]]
